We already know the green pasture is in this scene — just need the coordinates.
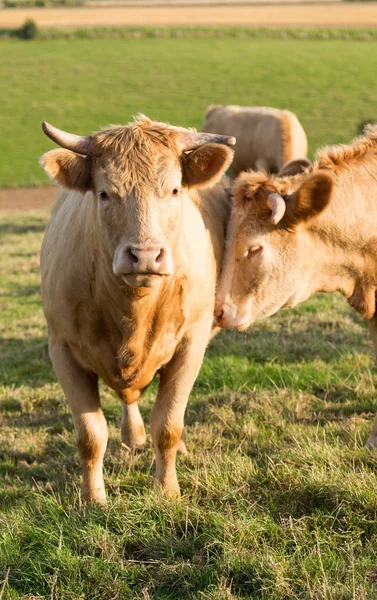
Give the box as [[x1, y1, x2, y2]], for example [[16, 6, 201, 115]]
[[1, 36, 377, 187], [2, 33, 377, 599], [2, 208, 377, 598]]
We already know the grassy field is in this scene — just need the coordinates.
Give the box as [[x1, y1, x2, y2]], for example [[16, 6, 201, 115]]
[[2, 31, 377, 599], [1, 36, 377, 187], [2, 203, 377, 598]]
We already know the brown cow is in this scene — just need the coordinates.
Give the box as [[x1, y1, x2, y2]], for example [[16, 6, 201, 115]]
[[203, 105, 308, 177], [215, 125, 377, 448], [40, 116, 235, 502]]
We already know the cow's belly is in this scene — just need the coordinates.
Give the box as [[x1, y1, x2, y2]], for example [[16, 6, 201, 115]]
[[64, 302, 190, 402]]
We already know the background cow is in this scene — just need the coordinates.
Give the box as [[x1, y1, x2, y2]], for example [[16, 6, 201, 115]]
[[215, 125, 377, 448], [40, 116, 235, 502], [203, 104, 308, 177]]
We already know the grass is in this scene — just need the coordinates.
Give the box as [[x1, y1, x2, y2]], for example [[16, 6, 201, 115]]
[[2, 209, 377, 599], [1, 36, 377, 187]]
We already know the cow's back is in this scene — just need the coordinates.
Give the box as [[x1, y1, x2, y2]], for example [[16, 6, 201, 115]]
[[280, 110, 308, 166], [203, 105, 307, 175]]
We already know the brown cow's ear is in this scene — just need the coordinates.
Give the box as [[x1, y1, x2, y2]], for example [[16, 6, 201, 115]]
[[182, 143, 234, 189], [286, 171, 334, 223], [40, 149, 92, 193], [277, 158, 312, 177]]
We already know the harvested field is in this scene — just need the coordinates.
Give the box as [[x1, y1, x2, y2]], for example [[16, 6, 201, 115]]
[[2, 3, 377, 28], [0, 187, 56, 212]]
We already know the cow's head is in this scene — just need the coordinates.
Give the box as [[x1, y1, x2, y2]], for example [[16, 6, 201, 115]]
[[40, 116, 235, 288], [215, 167, 335, 329]]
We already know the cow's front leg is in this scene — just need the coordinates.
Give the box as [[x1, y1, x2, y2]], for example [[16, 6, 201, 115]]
[[49, 341, 108, 503], [150, 320, 211, 496], [366, 318, 377, 448]]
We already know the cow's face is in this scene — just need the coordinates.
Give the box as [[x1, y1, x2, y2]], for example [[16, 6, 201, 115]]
[[215, 169, 334, 329], [40, 118, 234, 289]]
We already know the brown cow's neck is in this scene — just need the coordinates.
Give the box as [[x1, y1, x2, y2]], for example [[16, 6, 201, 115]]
[[305, 156, 377, 318]]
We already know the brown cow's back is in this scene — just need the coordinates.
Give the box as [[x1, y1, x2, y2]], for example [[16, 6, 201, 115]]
[[203, 105, 308, 176]]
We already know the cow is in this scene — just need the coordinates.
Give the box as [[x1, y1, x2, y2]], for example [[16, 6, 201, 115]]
[[203, 105, 308, 178], [214, 124, 377, 448], [39, 116, 235, 502]]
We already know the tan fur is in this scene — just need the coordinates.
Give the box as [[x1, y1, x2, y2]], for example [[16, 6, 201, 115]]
[[203, 104, 308, 177], [278, 111, 293, 166], [216, 126, 377, 447], [40, 117, 232, 501]]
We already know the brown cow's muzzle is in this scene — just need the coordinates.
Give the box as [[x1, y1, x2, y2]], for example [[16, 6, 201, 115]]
[[113, 241, 174, 287]]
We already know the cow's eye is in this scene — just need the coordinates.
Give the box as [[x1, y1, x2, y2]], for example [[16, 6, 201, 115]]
[[172, 188, 180, 197], [245, 246, 263, 259], [100, 191, 109, 200]]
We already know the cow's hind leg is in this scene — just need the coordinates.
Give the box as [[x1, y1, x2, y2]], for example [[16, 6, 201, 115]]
[[121, 402, 147, 450], [366, 318, 377, 448], [49, 341, 108, 503]]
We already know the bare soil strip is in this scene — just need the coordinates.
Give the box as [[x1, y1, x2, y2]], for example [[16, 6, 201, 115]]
[[1, 3, 376, 28], [87, 0, 341, 6], [0, 187, 56, 212]]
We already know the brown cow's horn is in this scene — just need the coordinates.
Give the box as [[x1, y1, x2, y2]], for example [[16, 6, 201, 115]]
[[42, 121, 93, 155], [267, 192, 286, 225], [178, 130, 236, 151]]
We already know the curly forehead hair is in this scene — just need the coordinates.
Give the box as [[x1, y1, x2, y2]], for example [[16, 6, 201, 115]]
[[91, 115, 182, 194]]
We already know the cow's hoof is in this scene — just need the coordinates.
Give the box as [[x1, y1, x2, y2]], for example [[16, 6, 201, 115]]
[[122, 439, 146, 453], [81, 489, 107, 505], [365, 435, 377, 449], [177, 438, 188, 455], [121, 427, 147, 452]]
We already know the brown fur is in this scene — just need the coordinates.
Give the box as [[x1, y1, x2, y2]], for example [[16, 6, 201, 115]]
[[216, 126, 377, 447], [40, 116, 232, 500], [279, 111, 294, 166], [203, 104, 308, 177]]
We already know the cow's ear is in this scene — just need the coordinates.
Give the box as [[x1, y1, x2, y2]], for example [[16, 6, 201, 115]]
[[286, 171, 334, 223], [40, 149, 92, 193], [277, 158, 312, 177], [182, 143, 234, 189]]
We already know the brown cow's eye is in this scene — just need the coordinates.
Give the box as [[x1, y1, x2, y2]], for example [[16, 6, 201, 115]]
[[172, 188, 179, 197], [245, 246, 263, 259], [100, 191, 109, 200]]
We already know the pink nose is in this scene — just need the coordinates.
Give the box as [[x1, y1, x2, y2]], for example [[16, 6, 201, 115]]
[[123, 242, 172, 275]]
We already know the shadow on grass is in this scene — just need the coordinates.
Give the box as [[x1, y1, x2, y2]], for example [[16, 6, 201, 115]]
[[5, 284, 41, 298], [0, 336, 55, 387], [0, 221, 46, 236], [265, 478, 377, 529], [209, 324, 372, 365]]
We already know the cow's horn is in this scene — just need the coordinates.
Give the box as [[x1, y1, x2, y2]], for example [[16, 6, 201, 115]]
[[42, 121, 93, 155], [179, 130, 236, 151], [267, 192, 286, 225]]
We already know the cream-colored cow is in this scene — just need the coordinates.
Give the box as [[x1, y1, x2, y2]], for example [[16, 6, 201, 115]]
[[40, 116, 235, 502], [215, 125, 377, 448], [203, 104, 308, 177]]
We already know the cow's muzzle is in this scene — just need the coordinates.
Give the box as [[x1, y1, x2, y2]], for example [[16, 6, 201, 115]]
[[214, 297, 251, 331], [113, 241, 174, 284]]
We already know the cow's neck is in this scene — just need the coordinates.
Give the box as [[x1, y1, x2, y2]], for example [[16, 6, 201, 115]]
[[305, 162, 377, 318]]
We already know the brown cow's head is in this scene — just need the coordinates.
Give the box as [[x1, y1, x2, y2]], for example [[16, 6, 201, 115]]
[[215, 168, 334, 329], [40, 116, 235, 289]]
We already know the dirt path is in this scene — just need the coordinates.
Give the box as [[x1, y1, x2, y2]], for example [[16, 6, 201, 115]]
[[2, 3, 377, 28], [0, 187, 56, 212]]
